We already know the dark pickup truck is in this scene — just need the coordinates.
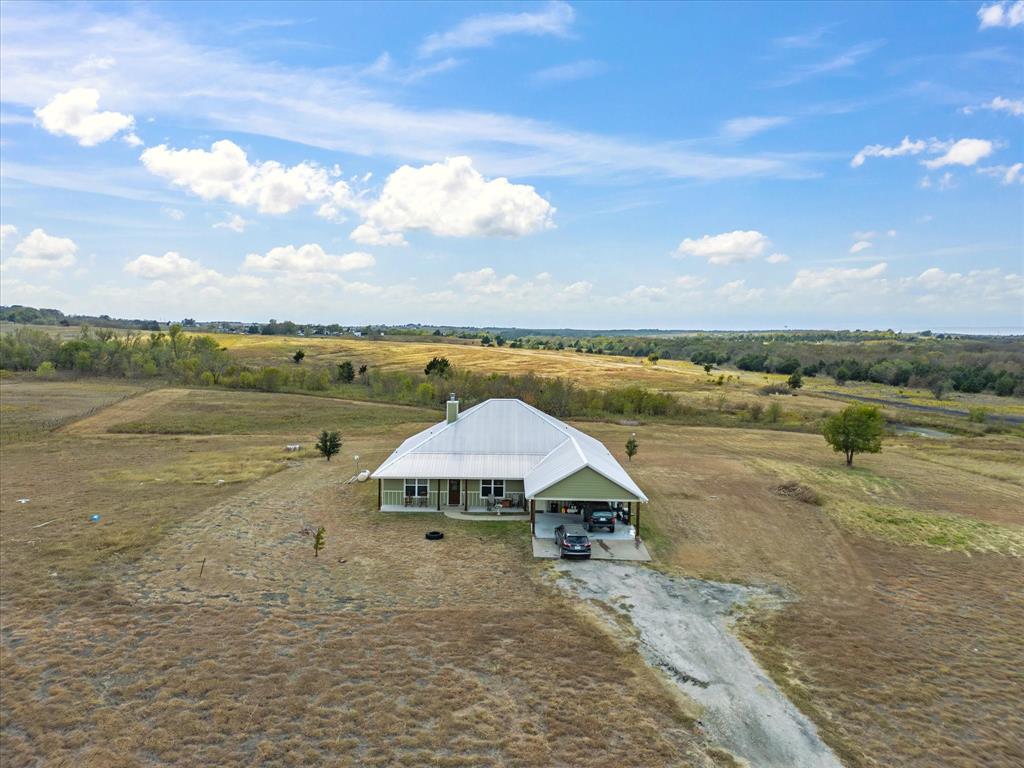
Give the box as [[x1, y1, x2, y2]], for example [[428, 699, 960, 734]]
[[584, 507, 616, 533]]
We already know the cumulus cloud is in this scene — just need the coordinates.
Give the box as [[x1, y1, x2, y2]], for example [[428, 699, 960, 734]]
[[676, 230, 769, 265], [978, 1, 1024, 28], [34, 88, 137, 146], [213, 213, 248, 233], [242, 244, 375, 273], [923, 138, 994, 169], [7, 228, 78, 269], [419, 1, 574, 56], [849, 240, 873, 254], [789, 262, 887, 292], [716, 279, 765, 304], [352, 156, 555, 244], [765, 252, 790, 264], [124, 251, 264, 294], [141, 140, 355, 216], [962, 96, 1024, 117], [125, 251, 202, 279], [615, 276, 705, 303], [850, 136, 929, 167]]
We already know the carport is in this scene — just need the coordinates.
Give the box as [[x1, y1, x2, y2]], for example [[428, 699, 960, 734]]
[[531, 510, 637, 541]]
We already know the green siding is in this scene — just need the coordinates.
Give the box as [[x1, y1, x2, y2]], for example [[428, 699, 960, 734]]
[[505, 479, 525, 493], [533, 467, 639, 501], [382, 479, 403, 493]]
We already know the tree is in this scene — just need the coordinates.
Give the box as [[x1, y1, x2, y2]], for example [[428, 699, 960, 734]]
[[823, 405, 884, 467], [766, 401, 783, 423], [337, 360, 355, 383], [647, 353, 660, 365], [703, 363, 714, 374], [787, 371, 803, 389], [316, 430, 342, 461], [293, 349, 305, 364], [358, 364, 368, 383], [313, 526, 325, 558], [625, 435, 638, 462], [424, 356, 451, 377]]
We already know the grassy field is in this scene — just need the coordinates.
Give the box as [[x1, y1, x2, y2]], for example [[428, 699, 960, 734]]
[[2, 378, 1022, 766]]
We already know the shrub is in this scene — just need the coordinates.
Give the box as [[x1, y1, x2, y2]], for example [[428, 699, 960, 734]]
[[766, 401, 784, 423], [968, 406, 988, 424], [748, 402, 764, 421]]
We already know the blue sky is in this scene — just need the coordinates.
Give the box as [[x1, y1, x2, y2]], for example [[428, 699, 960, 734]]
[[1, 0, 1021, 330]]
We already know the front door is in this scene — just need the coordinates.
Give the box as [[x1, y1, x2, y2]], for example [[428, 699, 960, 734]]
[[448, 479, 460, 505]]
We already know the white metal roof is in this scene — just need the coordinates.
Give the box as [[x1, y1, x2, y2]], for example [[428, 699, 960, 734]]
[[372, 398, 647, 502]]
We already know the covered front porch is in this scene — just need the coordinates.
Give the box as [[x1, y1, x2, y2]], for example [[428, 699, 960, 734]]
[[378, 477, 528, 514]]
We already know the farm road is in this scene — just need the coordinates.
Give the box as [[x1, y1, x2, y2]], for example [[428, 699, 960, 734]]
[[555, 561, 843, 768]]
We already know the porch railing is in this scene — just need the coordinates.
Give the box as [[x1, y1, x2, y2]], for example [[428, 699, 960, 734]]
[[381, 489, 438, 508]]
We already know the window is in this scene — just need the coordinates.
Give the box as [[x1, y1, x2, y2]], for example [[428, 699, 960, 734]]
[[481, 479, 504, 498], [404, 478, 428, 497]]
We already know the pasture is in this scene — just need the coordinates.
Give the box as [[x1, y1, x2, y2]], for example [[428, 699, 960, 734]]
[[1, 378, 1021, 767]]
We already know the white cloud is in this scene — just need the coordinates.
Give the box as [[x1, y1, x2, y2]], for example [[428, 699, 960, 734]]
[[849, 240, 873, 254], [765, 252, 790, 264], [909, 266, 1023, 306], [533, 59, 606, 84], [125, 251, 202, 279], [851, 136, 929, 167], [720, 116, 790, 140], [34, 88, 135, 146], [7, 228, 78, 270], [123, 251, 265, 297], [676, 230, 769, 265], [242, 244, 375, 273], [419, 1, 574, 56], [0, 224, 17, 248], [353, 156, 555, 243], [771, 41, 882, 87], [141, 140, 354, 216], [349, 224, 408, 246], [716, 279, 765, 303], [616, 276, 705, 303], [978, 162, 1024, 184], [937, 172, 956, 190], [789, 262, 887, 292], [978, 1, 1024, 28], [923, 138, 994, 169], [962, 96, 1024, 117], [213, 213, 248, 233], [161, 207, 185, 221]]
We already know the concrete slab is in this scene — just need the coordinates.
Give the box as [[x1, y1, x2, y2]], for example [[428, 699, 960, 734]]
[[532, 512, 636, 541], [532, 536, 651, 562]]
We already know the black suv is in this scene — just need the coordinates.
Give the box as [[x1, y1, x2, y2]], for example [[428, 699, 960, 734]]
[[554, 524, 592, 558], [584, 507, 616, 533]]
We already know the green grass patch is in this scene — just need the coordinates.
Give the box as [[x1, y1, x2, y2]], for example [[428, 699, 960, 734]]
[[106, 389, 436, 435], [831, 503, 1024, 555]]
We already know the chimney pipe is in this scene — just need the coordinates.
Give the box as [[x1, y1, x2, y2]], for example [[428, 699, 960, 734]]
[[446, 393, 459, 423]]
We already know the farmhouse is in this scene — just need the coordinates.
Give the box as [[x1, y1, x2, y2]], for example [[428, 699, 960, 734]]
[[372, 395, 648, 539]]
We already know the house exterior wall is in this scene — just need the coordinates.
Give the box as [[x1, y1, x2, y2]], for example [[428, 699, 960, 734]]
[[532, 466, 640, 502]]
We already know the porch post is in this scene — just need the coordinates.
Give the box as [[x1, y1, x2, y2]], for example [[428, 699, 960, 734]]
[[634, 502, 640, 539], [463, 480, 468, 511], [530, 499, 536, 537], [437, 480, 441, 511], [377, 479, 381, 509]]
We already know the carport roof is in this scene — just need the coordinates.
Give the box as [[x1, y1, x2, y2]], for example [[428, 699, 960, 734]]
[[371, 398, 647, 502]]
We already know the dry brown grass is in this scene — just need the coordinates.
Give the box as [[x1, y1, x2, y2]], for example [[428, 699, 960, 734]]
[[581, 420, 1024, 767], [1, 382, 723, 767]]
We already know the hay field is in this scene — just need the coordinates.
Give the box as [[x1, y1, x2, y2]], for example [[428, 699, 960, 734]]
[[0, 381, 721, 767]]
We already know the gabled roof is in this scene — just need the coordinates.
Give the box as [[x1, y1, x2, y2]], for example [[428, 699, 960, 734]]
[[372, 398, 647, 502]]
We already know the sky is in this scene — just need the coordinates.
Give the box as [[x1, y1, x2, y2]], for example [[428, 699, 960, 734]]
[[0, 0, 1022, 331]]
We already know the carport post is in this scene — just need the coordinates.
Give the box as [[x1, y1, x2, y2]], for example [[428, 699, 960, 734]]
[[530, 500, 535, 536], [377, 479, 381, 509], [635, 502, 640, 539]]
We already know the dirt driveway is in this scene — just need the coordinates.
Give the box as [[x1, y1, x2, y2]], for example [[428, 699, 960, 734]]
[[555, 561, 843, 768]]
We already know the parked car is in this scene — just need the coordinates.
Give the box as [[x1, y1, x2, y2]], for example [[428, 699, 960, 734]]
[[554, 524, 591, 558], [584, 507, 615, 533]]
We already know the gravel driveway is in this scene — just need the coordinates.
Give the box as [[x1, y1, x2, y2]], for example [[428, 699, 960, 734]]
[[555, 562, 842, 768]]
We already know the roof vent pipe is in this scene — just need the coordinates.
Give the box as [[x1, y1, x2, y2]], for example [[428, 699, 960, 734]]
[[446, 394, 459, 423]]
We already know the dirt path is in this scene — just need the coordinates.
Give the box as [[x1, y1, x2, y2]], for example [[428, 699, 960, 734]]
[[58, 387, 190, 434], [819, 390, 1024, 424], [555, 561, 843, 768]]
